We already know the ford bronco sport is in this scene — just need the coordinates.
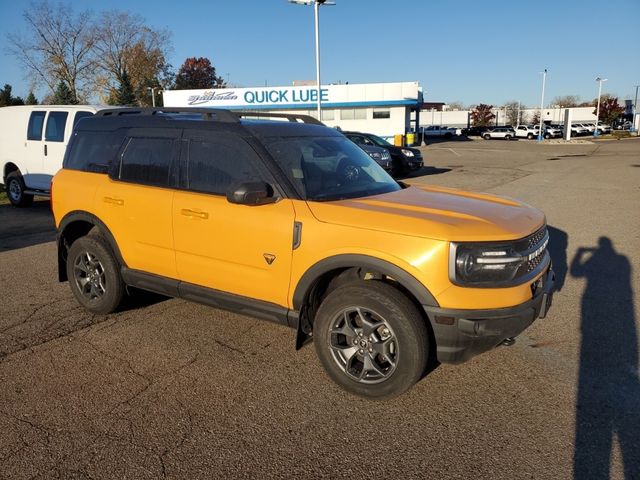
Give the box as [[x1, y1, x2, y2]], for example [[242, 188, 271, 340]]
[[52, 108, 554, 400]]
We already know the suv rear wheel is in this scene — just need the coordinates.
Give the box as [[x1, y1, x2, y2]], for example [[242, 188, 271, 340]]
[[6, 171, 34, 207], [66, 235, 125, 314], [313, 280, 429, 400]]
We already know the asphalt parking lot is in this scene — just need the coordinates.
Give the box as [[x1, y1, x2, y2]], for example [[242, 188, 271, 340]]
[[0, 138, 639, 480]]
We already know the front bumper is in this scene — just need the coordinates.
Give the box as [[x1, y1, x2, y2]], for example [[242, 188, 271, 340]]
[[424, 267, 555, 364]]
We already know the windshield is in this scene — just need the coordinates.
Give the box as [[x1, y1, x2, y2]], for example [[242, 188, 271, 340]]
[[263, 136, 400, 201], [367, 134, 392, 147]]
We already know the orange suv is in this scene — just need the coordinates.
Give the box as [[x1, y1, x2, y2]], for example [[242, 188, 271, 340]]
[[52, 108, 554, 399]]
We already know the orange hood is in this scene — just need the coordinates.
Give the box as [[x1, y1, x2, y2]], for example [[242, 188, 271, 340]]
[[306, 185, 544, 242]]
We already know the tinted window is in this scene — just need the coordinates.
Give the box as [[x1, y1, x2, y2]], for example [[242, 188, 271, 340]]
[[187, 135, 266, 195], [27, 111, 46, 140], [45, 111, 69, 142], [73, 111, 94, 128], [65, 131, 125, 172], [119, 137, 174, 186]]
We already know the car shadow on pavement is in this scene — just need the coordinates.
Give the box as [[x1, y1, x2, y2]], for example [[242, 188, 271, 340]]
[[0, 200, 56, 252], [571, 237, 640, 479]]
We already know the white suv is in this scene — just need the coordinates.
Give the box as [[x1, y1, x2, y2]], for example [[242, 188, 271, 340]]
[[482, 127, 516, 140]]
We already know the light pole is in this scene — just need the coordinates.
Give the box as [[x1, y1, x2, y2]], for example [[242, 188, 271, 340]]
[[594, 77, 607, 137], [147, 86, 160, 107], [632, 84, 639, 133], [537, 69, 547, 142], [288, 0, 335, 121]]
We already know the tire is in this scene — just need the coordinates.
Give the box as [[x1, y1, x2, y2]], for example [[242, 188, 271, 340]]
[[544, 133, 551, 139], [483, 134, 491, 140], [314, 280, 429, 400], [527, 133, 534, 140], [5, 171, 34, 207], [505, 134, 512, 140], [66, 235, 125, 314]]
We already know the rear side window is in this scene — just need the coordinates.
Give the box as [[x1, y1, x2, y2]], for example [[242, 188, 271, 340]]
[[27, 111, 46, 140], [73, 111, 94, 128], [119, 137, 175, 187], [45, 112, 69, 142], [187, 135, 266, 195], [65, 131, 125, 173]]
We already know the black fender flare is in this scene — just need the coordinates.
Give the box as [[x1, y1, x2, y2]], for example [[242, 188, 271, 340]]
[[57, 210, 126, 281], [292, 254, 440, 310]]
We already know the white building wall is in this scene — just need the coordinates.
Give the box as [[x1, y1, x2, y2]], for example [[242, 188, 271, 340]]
[[421, 106, 598, 127]]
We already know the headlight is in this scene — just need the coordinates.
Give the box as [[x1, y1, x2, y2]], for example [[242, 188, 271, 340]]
[[450, 230, 549, 287], [368, 152, 382, 159], [401, 149, 414, 157], [452, 243, 524, 285]]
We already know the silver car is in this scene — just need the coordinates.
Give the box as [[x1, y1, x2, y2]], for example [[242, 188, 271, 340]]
[[482, 127, 516, 140]]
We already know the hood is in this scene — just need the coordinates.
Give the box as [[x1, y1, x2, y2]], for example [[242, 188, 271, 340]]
[[307, 185, 544, 242], [358, 144, 386, 154]]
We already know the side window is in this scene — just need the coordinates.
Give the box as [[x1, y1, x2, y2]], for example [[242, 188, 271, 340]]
[[187, 135, 266, 195], [45, 111, 69, 142], [65, 131, 125, 172], [73, 111, 94, 129], [119, 137, 175, 187], [27, 111, 46, 140]]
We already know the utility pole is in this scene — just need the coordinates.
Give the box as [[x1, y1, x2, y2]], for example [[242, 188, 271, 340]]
[[537, 69, 547, 142], [632, 85, 639, 133]]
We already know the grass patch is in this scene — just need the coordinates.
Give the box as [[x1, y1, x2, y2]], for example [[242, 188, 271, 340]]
[[0, 184, 7, 205]]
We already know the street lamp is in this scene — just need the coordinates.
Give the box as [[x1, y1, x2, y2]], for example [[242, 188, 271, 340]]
[[632, 84, 639, 133], [537, 69, 547, 142], [594, 77, 607, 137], [288, 0, 335, 121], [147, 86, 160, 107]]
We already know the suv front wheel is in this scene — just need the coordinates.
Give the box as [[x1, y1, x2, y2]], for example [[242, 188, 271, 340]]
[[66, 235, 125, 314], [314, 280, 429, 400]]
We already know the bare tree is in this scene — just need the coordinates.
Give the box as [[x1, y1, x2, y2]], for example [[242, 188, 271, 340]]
[[447, 101, 465, 111], [93, 10, 172, 105], [504, 100, 522, 126], [551, 95, 581, 107], [7, 1, 96, 102]]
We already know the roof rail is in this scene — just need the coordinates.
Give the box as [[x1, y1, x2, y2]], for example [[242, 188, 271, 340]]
[[232, 110, 324, 125], [96, 107, 239, 123]]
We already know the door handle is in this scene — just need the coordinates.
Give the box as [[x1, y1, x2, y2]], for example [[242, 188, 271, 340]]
[[181, 208, 209, 219], [44, 144, 47, 156], [103, 196, 124, 206]]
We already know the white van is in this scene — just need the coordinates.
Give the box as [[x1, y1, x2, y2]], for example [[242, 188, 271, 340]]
[[0, 105, 104, 206]]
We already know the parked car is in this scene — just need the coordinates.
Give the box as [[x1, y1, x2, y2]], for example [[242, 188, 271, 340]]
[[52, 107, 553, 400], [515, 125, 539, 139], [482, 127, 516, 140], [544, 125, 563, 138], [614, 120, 632, 130], [0, 105, 103, 206], [421, 125, 462, 138], [596, 122, 612, 134], [347, 141, 392, 172], [570, 123, 588, 136], [343, 131, 423, 176], [579, 123, 595, 134], [462, 125, 491, 137]]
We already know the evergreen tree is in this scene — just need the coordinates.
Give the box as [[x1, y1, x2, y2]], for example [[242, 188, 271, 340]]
[[25, 91, 38, 105], [113, 70, 136, 106], [52, 81, 78, 105]]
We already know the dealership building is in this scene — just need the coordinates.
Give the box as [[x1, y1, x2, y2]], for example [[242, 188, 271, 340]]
[[162, 81, 423, 139]]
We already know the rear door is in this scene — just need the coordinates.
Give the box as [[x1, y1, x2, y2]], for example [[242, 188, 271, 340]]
[[172, 129, 295, 306], [42, 110, 70, 187]]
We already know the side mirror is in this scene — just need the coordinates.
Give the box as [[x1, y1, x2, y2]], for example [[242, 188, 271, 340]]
[[226, 182, 277, 206]]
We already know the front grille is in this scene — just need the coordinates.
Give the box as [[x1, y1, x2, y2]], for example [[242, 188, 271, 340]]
[[514, 225, 549, 278]]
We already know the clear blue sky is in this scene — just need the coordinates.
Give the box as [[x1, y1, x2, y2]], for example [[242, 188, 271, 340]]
[[1, 0, 639, 107]]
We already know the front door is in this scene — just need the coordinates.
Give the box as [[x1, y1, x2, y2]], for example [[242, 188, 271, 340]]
[[172, 129, 295, 307]]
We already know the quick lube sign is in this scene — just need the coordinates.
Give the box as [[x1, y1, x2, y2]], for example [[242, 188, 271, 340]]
[[184, 86, 329, 108]]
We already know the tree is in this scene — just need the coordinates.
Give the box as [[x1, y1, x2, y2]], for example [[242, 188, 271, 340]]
[[595, 96, 625, 125], [25, 91, 38, 105], [531, 110, 540, 125], [8, 1, 96, 102], [504, 100, 522, 126], [175, 57, 223, 90], [51, 80, 78, 104], [447, 101, 465, 110], [0, 84, 25, 106], [552, 95, 581, 107], [93, 10, 173, 106], [470, 104, 495, 127], [108, 69, 136, 106]]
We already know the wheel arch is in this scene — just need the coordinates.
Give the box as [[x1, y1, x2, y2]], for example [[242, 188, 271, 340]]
[[3, 162, 20, 183], [57, 211, 126, 282]]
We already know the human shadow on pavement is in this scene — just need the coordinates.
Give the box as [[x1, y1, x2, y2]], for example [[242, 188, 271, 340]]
[[571, 237, 640, 479], [547, 226, 568, 291]]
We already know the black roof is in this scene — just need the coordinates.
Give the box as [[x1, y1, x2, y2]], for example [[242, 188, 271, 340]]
[[77, 107, 339, 138]]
